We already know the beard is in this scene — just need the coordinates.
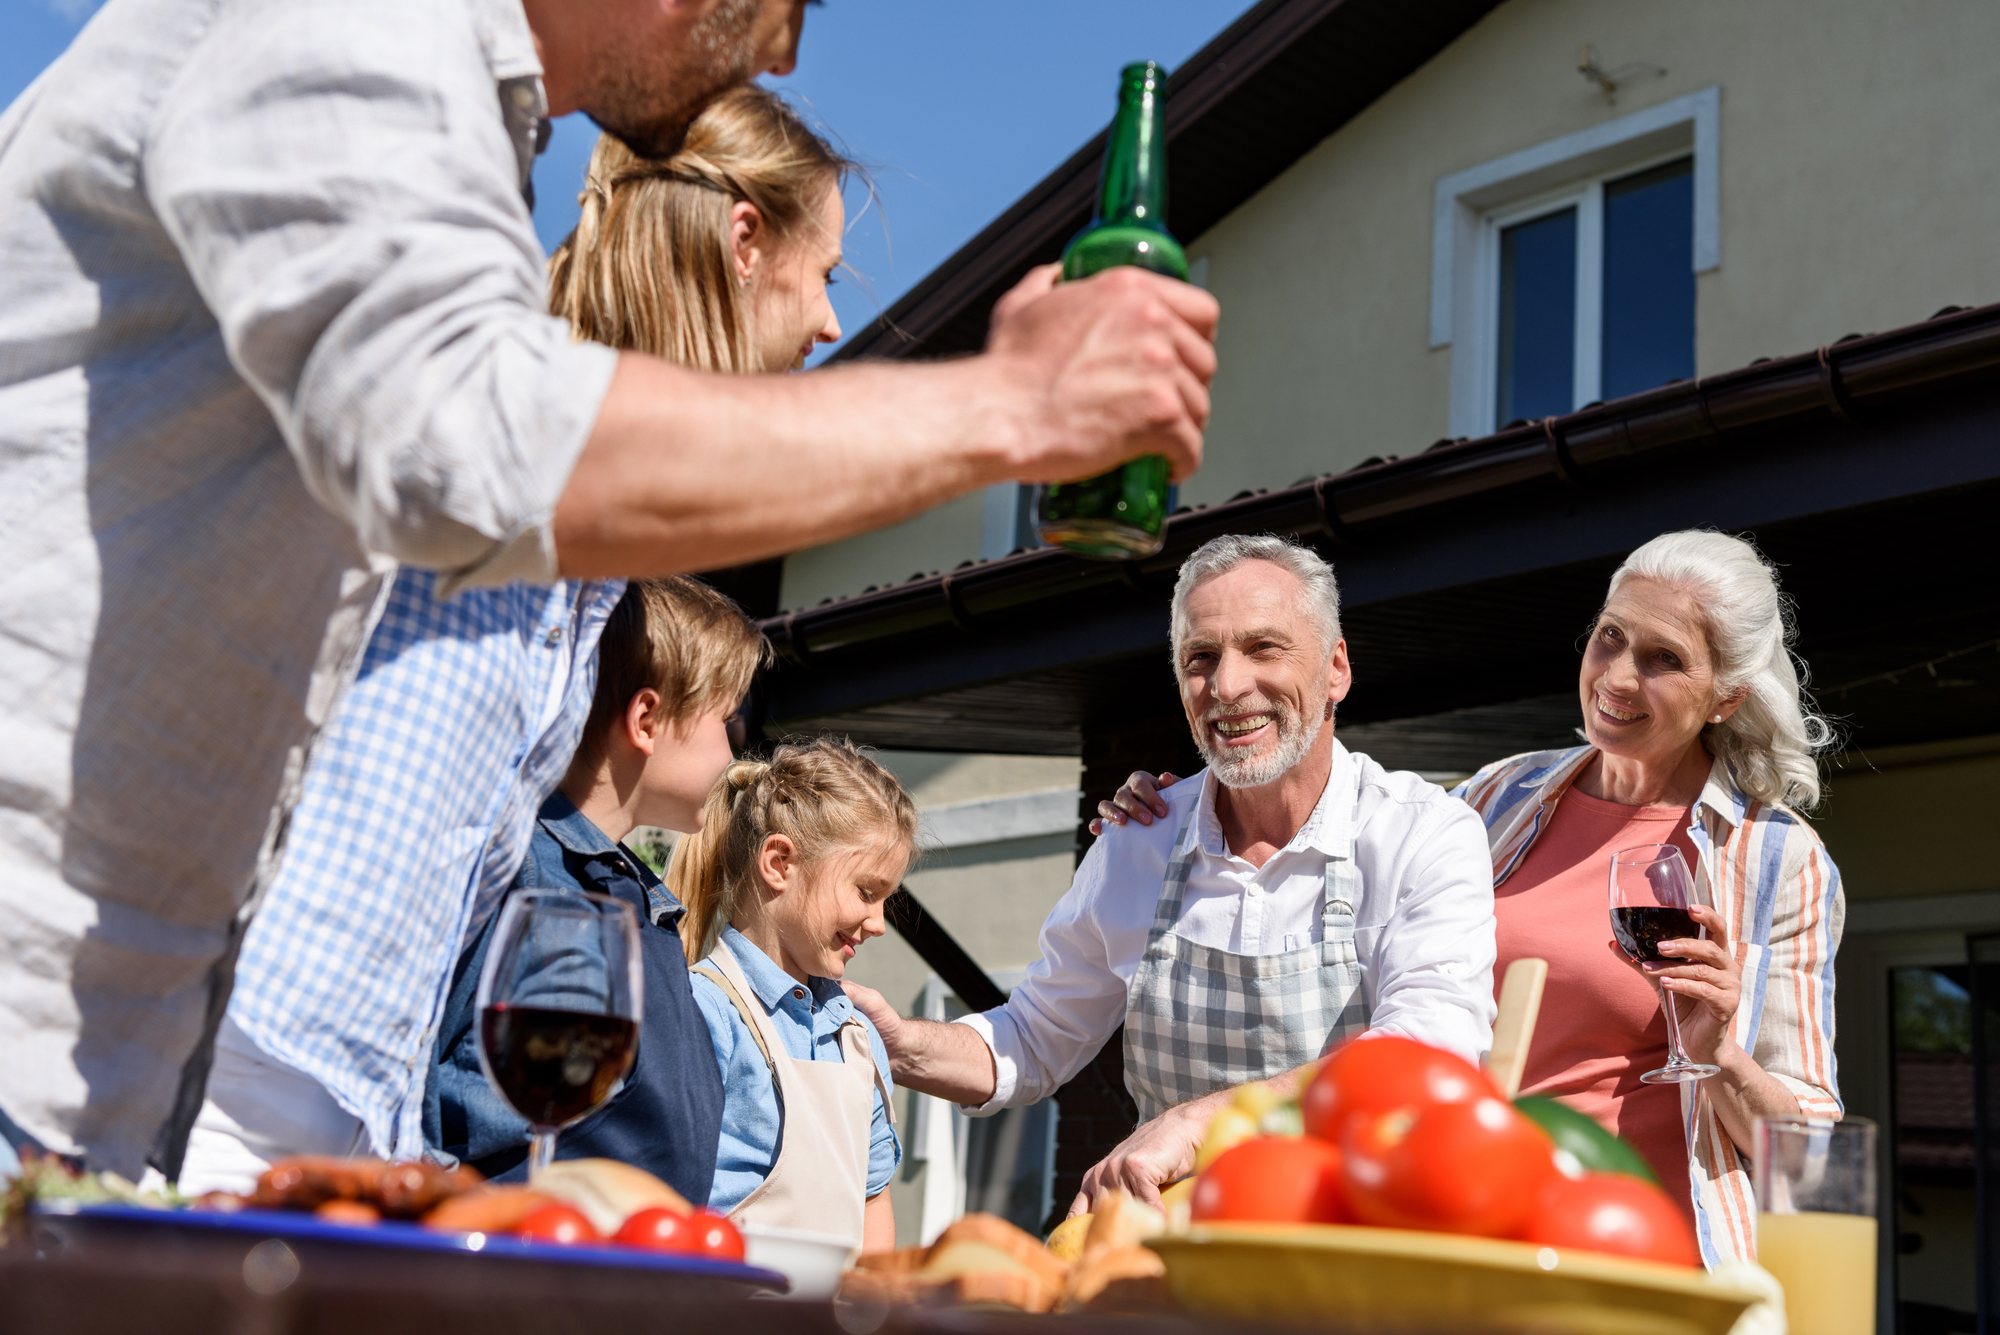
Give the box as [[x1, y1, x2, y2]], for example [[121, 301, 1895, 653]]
[[590, 0, 766, 159], [1193, 695, 1326, 790]]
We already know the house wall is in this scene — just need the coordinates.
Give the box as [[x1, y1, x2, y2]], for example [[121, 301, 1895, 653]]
[[1814, 737, 2000, 902], [779, 0, 2000, 612]]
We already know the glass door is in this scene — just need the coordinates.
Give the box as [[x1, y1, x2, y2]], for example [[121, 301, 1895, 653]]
[[1970, 932, 1998, 1335], [1888, 958, 1981, 1333]]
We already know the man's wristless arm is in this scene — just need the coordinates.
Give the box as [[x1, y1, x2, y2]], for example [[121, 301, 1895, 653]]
[[880, 1017, 1000, 1107]]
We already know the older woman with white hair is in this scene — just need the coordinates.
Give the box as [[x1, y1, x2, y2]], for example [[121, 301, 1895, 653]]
[[1454, 530, 1841, 1268], [1097, 529, 1842, 1268]]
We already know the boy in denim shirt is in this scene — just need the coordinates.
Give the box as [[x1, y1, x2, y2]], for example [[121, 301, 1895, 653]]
[[426, 577, 765, 1202]]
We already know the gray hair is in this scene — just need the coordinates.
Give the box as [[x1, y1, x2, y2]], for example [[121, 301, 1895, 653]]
[[1170, 534, 1343, 675], [1608, 530, 1834, 811]]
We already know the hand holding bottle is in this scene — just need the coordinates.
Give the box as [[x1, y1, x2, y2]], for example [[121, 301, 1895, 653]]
[[985, 262, 1217, 489]]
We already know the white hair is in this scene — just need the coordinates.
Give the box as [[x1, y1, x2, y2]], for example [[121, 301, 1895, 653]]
[[1607, 530, 1834, 811], [1169, 534, 1343, 676]]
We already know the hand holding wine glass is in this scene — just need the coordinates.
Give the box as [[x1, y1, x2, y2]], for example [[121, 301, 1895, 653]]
[[1607, 844, 1719, 1084], [477, 889, 643, 1178]]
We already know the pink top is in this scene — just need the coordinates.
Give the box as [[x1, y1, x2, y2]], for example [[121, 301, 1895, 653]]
[[1495, 788, 1698, 1216]]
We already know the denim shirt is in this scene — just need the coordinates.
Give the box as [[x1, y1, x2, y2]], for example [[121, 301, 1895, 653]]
[[425, 793, 724, 1205], [691, 927, 901, 1211]]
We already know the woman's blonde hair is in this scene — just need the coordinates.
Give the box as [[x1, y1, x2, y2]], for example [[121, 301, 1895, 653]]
[[1607, 530, 1836, 811], [547, 84, 856, 372], [670, 738, 918, 962]]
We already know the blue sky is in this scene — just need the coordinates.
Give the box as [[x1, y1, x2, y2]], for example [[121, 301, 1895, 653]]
[[5, 0, 1254, 364]]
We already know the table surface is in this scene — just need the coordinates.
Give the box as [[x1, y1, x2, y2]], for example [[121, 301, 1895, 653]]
[[0, 1208, 1346, 1335]]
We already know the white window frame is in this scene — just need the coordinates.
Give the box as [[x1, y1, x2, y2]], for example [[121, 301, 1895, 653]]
[[906, 968, 1057, 1245], [1431, 86, 1720, 439]]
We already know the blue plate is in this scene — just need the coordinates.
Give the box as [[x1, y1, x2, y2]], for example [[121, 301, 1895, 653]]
[[35, 1201, 787, 1288]]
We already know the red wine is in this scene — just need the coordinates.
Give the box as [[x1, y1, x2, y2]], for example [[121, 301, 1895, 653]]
[[1612, 906, 1698, 963], [480, 1004, 637, 1128]]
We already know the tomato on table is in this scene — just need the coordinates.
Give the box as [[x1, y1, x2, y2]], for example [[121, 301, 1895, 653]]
[[1191, 1135, 1348, 1226], [684, 1209, 747, 1262], [613, 1206, 693, 1252], [1523, 1172, 1700, 1267], [512, 1202, 600, 1246], [1302, 1035, 1498, 1146], [1341, 1097, 1560, 1238]]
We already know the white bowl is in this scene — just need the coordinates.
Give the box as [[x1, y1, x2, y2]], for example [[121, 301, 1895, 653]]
[[739, 1223, 857, 1299]]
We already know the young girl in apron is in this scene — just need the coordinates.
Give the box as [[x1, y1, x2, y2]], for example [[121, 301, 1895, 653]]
[[670, 738, 916, 1256]]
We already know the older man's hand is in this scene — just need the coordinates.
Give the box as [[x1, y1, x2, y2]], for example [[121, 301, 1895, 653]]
[[1066, 1102, 1205, 1217]]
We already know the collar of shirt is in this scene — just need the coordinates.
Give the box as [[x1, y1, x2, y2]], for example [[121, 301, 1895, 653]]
[[531, 791, 686, 929], [472, 0, 543, 83], [1185, 739, 1353, 863], [1520, 746, 1747, 835], [720, 926, 852, 1031]]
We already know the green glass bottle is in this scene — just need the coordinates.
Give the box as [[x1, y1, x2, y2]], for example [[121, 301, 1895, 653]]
[[1034, 61, 1187, 559]]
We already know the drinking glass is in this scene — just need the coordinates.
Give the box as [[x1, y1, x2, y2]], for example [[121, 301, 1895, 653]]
[[1608, 843, 1719, 1083], [476, 889, 642, 1178], [1755, 1116, 1878, 1335]]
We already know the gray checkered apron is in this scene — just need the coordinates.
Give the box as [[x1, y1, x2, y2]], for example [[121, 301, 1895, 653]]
[[1121, 765, 1370, 1122]]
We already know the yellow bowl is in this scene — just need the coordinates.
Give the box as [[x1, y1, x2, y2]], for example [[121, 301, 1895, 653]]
[[1149, 1222, 1763, 1335]]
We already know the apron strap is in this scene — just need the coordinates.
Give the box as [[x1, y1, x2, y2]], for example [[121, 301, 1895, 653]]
[[835, 1018, 898, 1131], [691, 952, 779, 1086]]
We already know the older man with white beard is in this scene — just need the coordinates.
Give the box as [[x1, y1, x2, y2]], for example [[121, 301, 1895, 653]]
[[844, 534, 1497, 1213]]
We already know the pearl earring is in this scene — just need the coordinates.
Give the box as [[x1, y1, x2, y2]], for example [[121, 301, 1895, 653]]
[[1710, 714, 1722, 724]]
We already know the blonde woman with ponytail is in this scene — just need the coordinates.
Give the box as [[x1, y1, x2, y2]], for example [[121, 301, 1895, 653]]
[[181, 87, 857, 1194], [669, 739, 918, 1255]]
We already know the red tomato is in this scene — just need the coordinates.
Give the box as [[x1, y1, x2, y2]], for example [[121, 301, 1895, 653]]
[[613, 1206, 693, 1252], [1302, 1035, 1497, 1146], [512, 1203, 600, 1246], [684, 1209, 747, 1262], [1523, 1173, 1700, 1268], [1191, 1135, 1348, 1226], [1341, 1097, 1560, 1238]]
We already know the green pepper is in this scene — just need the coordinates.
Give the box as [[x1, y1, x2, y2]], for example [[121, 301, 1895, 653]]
[[1514, 1095, 1660, 1185]]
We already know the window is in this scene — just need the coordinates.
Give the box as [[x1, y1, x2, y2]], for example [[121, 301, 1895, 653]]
[[1489, 156, 1695, 426], [907, 971, 1056, 1243], [1432, 87, 1719, 438]]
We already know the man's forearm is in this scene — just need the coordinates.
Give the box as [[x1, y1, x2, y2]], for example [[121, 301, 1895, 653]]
[[552, 355, 1022, 578], [550, 265, 1219, 579], [881, 1017, 999, 1107]]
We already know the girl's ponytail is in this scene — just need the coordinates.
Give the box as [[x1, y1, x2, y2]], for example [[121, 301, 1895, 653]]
[[670, 759, 768, 961]]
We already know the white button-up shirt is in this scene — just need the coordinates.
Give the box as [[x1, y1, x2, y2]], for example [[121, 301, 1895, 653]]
[[959, 742, 1498, 1113], [0, 0, 616, 1174]]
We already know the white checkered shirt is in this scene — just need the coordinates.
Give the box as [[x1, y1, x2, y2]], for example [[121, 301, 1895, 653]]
[[225, 569, 623, 1159]]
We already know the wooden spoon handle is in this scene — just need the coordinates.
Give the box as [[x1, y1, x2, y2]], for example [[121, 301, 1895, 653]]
[[1486, 957, 1548, 1100]]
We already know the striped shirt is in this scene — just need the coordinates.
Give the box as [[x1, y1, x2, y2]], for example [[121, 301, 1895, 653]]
[[1455, 746, 1844, 1267]]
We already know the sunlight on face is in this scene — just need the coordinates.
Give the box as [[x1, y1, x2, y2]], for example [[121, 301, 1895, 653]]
[[747, 181, 845, 371], [772, 835, 906, 983], [1578, 576, 1730, 769], [1176, 561, 1342, 789]]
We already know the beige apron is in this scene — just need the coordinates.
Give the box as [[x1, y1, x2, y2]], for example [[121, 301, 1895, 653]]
[[691, 940, 893, 1253]]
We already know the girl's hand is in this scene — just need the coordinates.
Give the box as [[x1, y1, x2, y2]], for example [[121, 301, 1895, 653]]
[[1087, 770, 1178, 837], [1650, 904, 1744, 1067]]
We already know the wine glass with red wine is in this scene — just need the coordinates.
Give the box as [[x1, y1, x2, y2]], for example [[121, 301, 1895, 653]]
[[476, 889, 642, 1177], [1608, 844, 1719, 1084]]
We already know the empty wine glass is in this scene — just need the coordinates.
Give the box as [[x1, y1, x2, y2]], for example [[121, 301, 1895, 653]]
[[476, 889, 642, 1177], [1608, 844, 1719, 1084]]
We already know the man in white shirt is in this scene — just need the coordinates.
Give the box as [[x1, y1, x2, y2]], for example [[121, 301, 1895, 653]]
[[846, 535, 1496, 1211], [0, 0, 1219, 1177]]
